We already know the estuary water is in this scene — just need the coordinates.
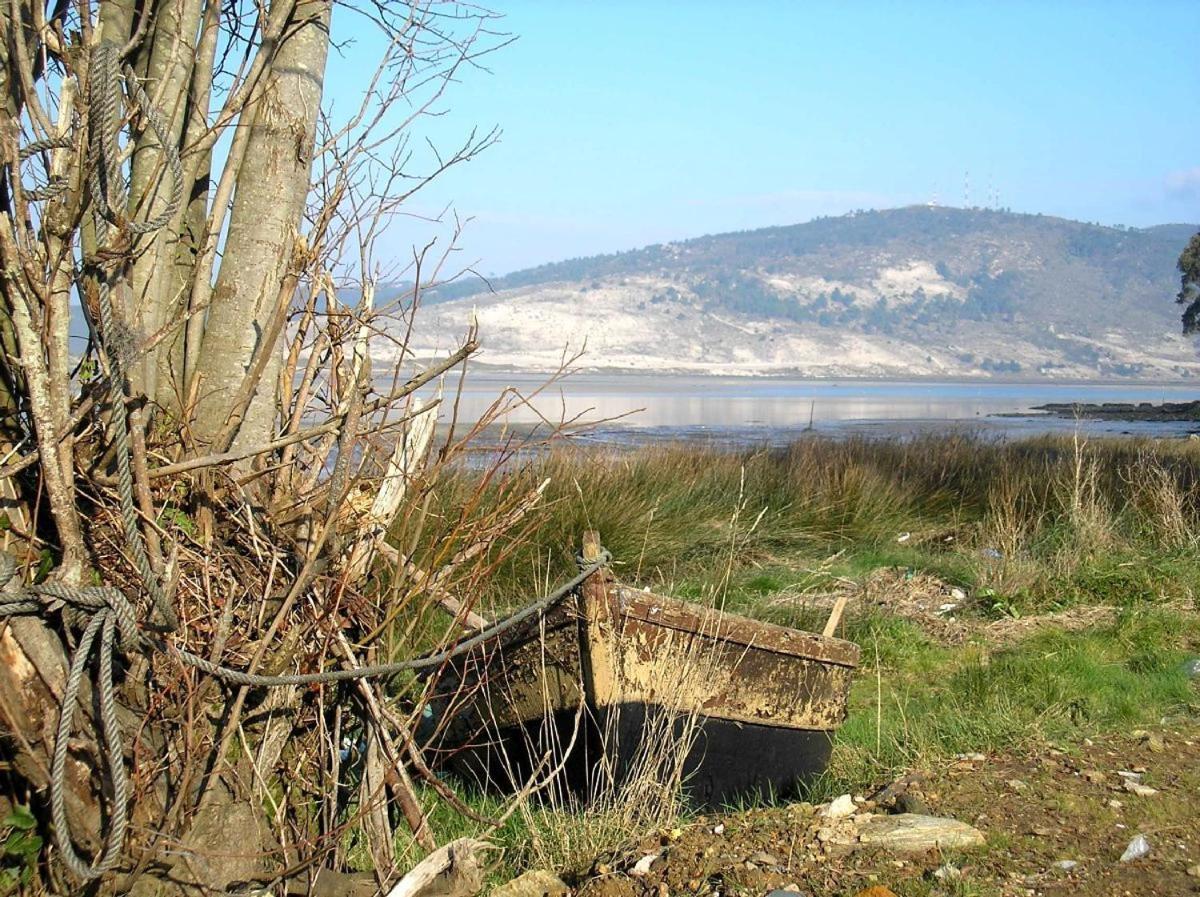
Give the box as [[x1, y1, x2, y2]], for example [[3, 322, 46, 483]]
[[440, 372, 1200, 446]]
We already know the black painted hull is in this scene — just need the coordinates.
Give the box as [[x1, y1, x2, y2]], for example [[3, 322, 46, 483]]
[[427, 702, 835, 809]]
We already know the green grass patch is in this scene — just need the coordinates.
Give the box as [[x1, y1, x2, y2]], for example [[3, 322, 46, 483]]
[[822, 606, 1200, 794]]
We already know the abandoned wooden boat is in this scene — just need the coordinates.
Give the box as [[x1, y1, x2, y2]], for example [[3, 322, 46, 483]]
[[419, 533, 860, 808]]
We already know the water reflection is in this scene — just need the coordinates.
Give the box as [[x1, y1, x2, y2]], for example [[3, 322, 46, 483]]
[[430, 373, 1199, 441]]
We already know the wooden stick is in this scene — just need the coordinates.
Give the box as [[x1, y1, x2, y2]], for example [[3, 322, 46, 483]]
[[383, 838, 491, 897], [822, 594, 850, 638]]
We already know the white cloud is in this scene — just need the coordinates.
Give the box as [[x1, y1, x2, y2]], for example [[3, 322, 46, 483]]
[[1164, 167, 1200, 198]]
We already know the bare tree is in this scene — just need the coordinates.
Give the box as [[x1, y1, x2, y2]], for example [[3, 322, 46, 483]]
[[0, 2, 584, 894]]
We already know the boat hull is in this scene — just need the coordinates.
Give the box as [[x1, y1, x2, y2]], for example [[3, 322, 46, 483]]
[[419, 553, 859, 808]]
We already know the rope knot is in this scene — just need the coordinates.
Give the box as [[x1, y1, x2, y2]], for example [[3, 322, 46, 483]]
[[575, 546, 612, 573]]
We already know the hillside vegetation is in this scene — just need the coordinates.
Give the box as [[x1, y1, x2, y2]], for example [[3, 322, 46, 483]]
[[396, 207, 1200, 379]]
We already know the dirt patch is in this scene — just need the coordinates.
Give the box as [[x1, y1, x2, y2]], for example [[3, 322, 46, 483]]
[[768, 567, 1135, 646], [570, 724, 1200, 897]]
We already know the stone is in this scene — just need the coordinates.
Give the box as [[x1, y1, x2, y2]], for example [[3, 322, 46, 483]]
[[748, 851, 782, 867], [1186, 864, 1200, 878], [1053, 860, 1078, 871], [823, 794, 857, 819], [630, 853, 659, 876], [893, 792, 929, 815], [491, 870, 570, 897], [856, 814, 986, 854], [1082, 769, 1106, 784], [1123, 780, 1158, 797], [933, 863, 961, 880]]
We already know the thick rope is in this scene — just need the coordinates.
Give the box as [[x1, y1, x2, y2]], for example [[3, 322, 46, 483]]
[[86, 40, 181, 634]]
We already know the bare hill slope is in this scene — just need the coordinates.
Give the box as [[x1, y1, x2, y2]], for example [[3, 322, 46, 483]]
[[394, 207, 1200, 379]]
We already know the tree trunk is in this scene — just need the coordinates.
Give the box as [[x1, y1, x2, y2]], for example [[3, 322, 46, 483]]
[[191, 0, 331, 454], [127, 0, 206, 412]]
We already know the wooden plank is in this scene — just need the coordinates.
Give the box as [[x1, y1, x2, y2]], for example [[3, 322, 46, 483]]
[[613, 586, 861, 668]]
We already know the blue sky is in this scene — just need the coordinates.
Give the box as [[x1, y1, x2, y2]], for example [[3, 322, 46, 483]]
[[326, 1, 1200, 276]]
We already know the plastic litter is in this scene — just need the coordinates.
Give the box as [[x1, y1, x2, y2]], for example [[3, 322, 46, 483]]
[[1120, 834, 1150, 863]]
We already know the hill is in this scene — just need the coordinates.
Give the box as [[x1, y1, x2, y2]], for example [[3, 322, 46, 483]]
[[391, 206, 1200, 379]]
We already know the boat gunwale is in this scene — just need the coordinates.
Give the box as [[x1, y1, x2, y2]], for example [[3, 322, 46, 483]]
[[609, 584, 861, 669]]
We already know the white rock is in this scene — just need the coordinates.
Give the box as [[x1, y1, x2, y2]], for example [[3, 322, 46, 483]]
[[1123, 781, 1158, 797], [822, 794, 857, 819], [933, 863, 961, 880], [631, 853, 660, 876], [856, 814, 986, 854]]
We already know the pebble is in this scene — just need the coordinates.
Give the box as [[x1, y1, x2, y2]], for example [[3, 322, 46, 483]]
[[492, 871, 571, 897], [712, 823, 725, 835], [1134, 730, 1165, 752], [1006, 779, 1029, 792], [748, 851, 782, 866], [1187, 864, 1200, 878], [1082, 769, 1106, 784], [933, 863, 961, 880], [1053, 860, 1078, 871], [853, 888, 898, 897]]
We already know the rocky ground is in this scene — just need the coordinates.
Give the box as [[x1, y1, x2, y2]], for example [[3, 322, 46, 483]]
[[497, 724, 1200, 897]]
